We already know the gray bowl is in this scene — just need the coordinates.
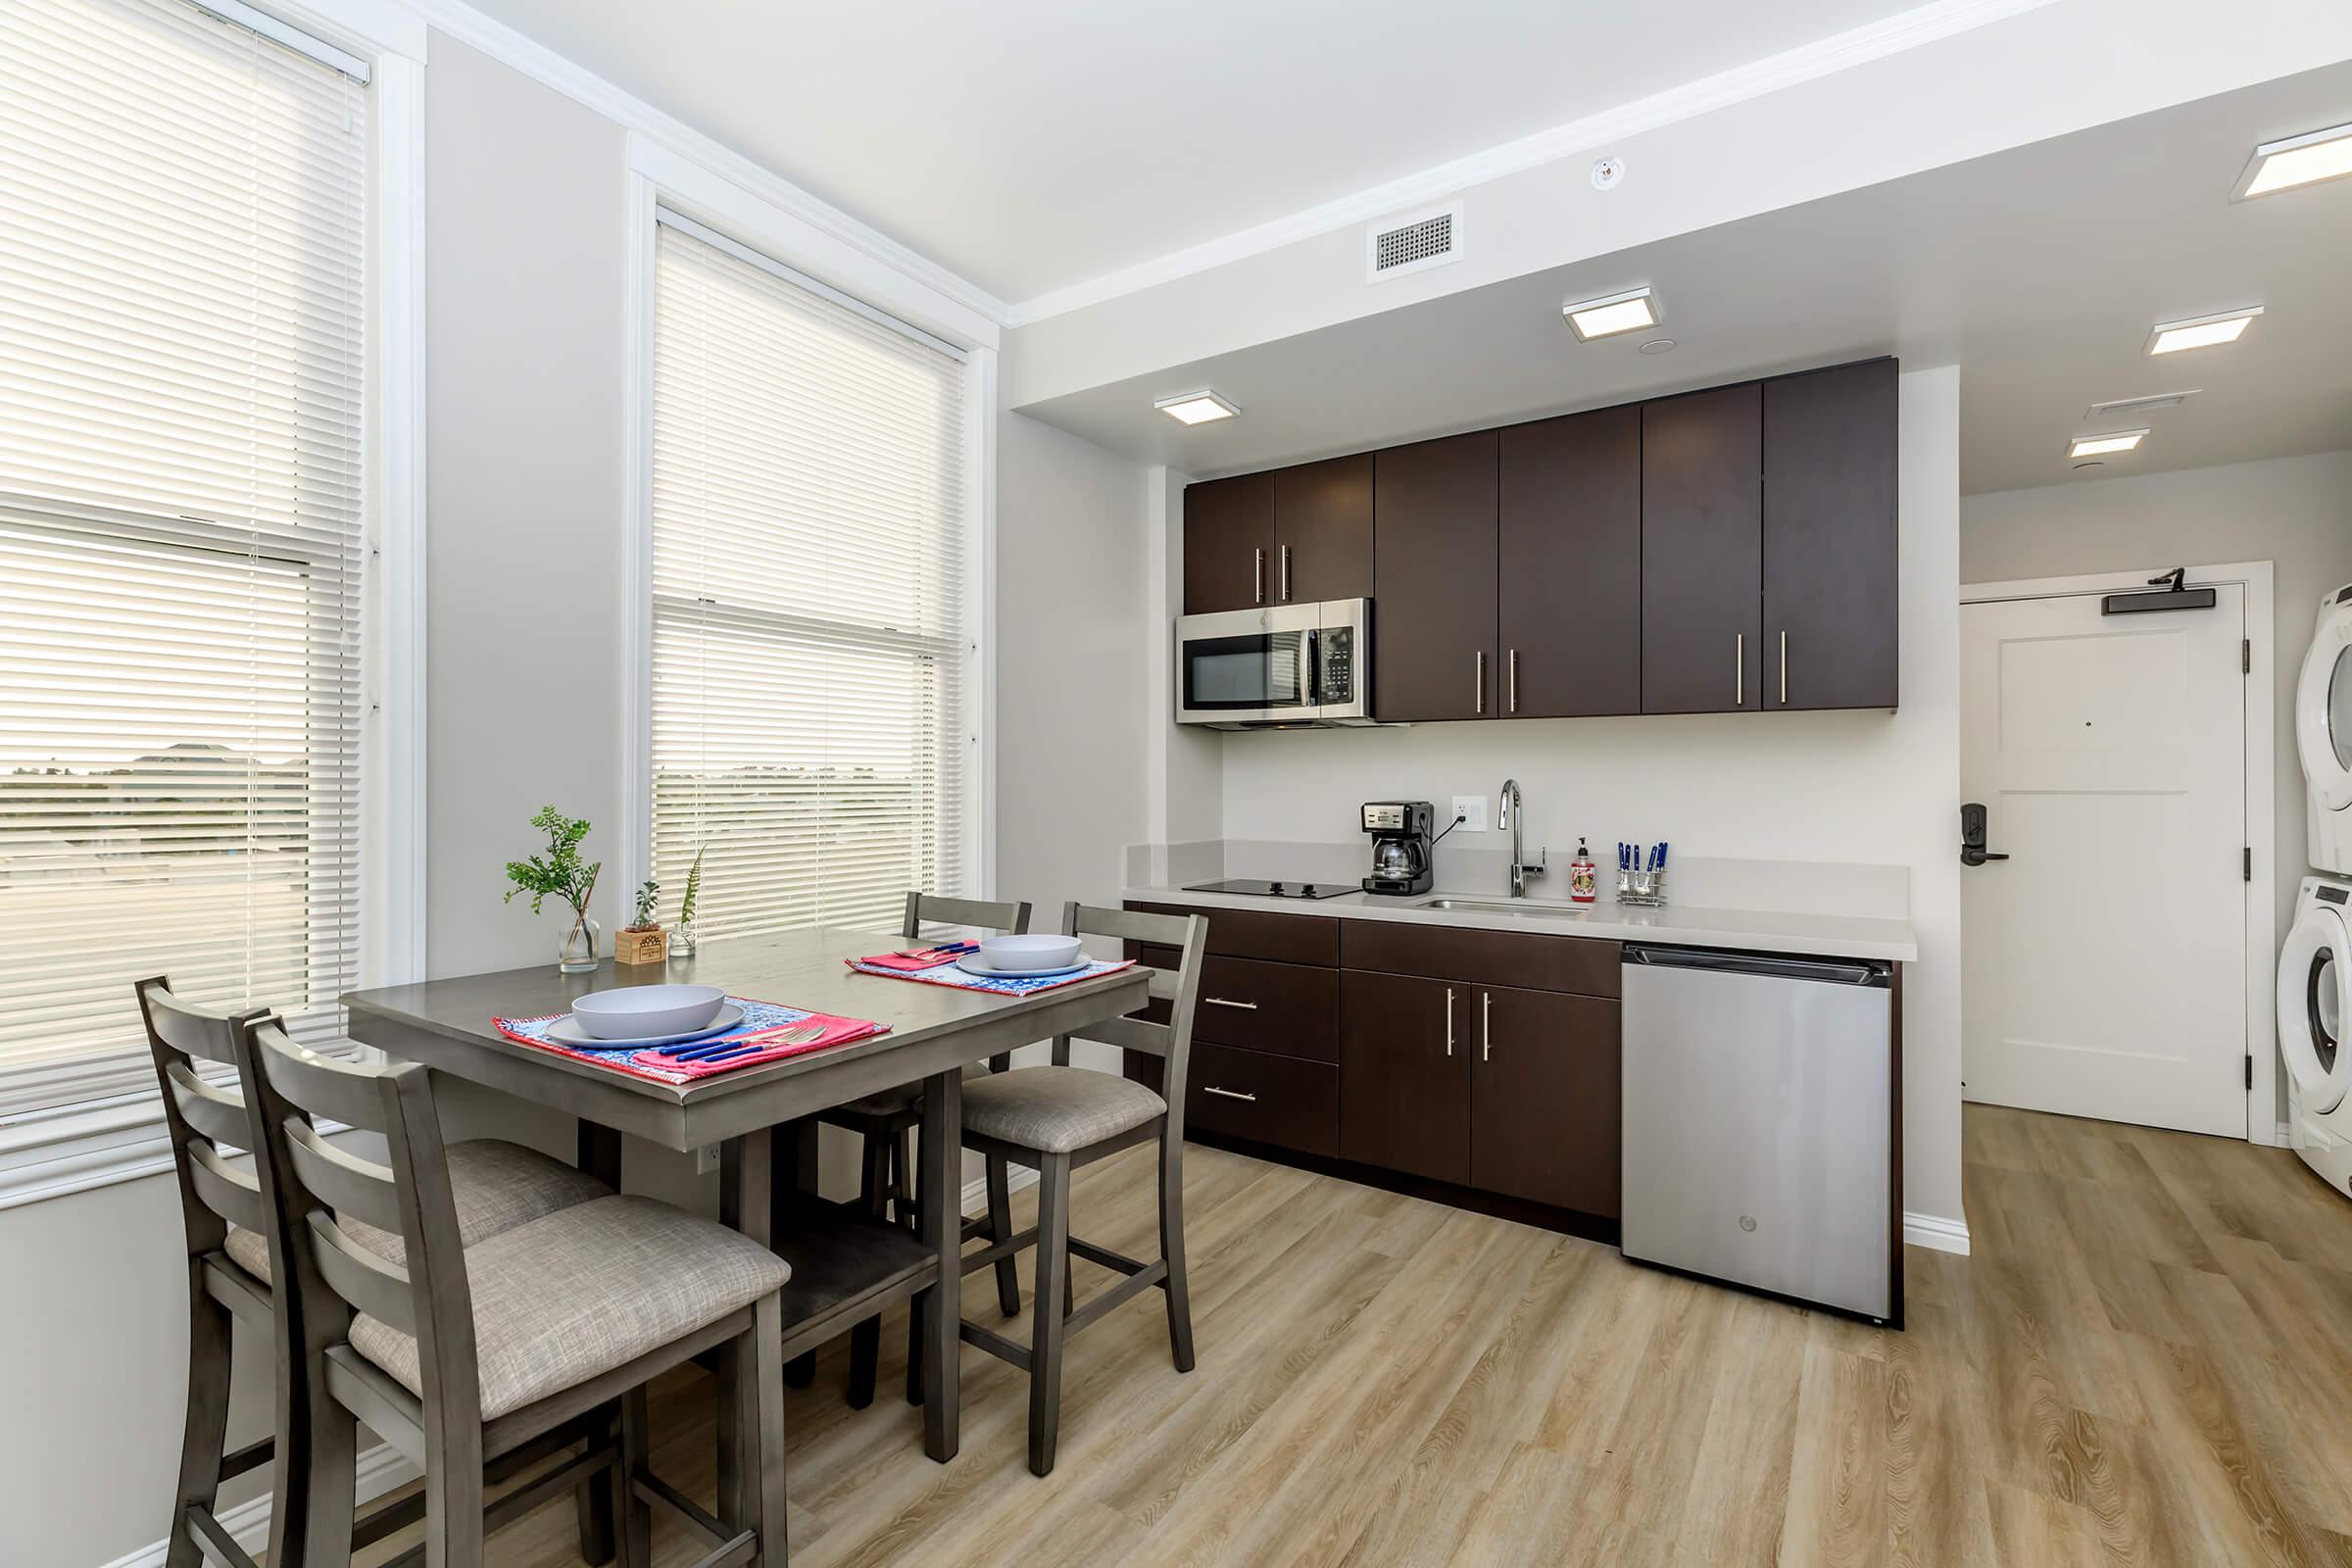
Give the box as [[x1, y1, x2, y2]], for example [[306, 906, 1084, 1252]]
[[569, 984, 726, 1041], [977, 934, 1084, 974]]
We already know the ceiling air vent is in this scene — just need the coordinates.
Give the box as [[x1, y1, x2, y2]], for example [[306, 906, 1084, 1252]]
[[1367, 202, 1463, 283]]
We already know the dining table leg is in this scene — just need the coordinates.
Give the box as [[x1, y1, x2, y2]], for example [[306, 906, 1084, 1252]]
[[771, 1119, 820, 1388], [575, 1120, 623, 1565], [919, 1066, 961, 1461]]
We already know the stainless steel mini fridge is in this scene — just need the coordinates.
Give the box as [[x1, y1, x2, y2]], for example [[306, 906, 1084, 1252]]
[[1619, 944, 1899, 1326]]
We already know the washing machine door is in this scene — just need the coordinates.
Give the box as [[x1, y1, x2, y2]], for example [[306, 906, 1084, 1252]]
[[2279, 902, 2351, 1114], [2300, 602, 2352, 812]]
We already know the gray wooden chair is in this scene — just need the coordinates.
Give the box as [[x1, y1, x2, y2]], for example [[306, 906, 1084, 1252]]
[[955, 902, 1208, 1475], [232, 1015, 793, 1568], [134, 976, 612, 1568], [813, 890, 1032, 1408]]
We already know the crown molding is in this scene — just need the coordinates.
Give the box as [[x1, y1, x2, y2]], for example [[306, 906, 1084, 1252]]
[[394, 0, 1011, 329], [1003, 0, 2063, 327]]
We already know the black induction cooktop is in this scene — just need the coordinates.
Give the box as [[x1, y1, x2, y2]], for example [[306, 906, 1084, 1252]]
[[1182, 878, 1352, 901]]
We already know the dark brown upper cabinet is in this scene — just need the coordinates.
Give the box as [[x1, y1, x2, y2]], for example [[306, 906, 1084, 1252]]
[[1498, 406, 1642, 718], [1641, 382, 1762, 714], [1273, 453, 1373, 605], [1372, 430, 1498, 723], [1181, 470, 1276, 614], [1764, 358, 1899, 710]]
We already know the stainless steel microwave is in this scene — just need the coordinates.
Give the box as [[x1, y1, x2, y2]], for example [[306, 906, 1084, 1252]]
[[1174, 598, 1375, 728]]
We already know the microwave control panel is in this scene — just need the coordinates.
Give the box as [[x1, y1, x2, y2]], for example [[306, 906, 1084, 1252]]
[[1318, 627, 1353, 705]]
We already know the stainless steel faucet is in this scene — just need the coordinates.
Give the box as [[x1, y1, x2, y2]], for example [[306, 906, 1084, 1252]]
[[1498, 778, 1546, 898]]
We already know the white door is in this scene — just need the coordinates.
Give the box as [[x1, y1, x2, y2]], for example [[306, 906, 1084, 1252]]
[[1961, 585, 2247, 1137]]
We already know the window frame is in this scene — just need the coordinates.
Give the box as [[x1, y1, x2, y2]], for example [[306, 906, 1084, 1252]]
[[0, 0, 424, 1207], [620, 137, 999, 925]]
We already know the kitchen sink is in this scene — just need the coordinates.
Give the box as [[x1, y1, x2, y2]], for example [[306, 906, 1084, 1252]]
[[1412, 898, 1592, 918]]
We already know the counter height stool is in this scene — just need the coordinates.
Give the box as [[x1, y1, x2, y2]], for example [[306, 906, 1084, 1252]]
[[955, 903, 1208, 1475], [814, 891, 1032, 1408], [233, 1017, 794, 1568], [134, 977, 612, 1568]]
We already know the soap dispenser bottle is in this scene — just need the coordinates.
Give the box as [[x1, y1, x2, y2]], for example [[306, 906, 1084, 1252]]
[[1569, 839, 1597, 904]]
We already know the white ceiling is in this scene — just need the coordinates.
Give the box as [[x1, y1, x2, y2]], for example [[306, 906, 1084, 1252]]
[[461, 0, 1930, 304], [1016, 62, 2352, 495]]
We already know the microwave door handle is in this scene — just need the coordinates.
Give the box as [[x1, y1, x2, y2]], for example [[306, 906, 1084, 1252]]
[[1302, 627, 1321, 707]]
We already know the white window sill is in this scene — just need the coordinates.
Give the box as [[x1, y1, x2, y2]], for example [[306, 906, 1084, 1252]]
[[0, 1048, 370, 1212]]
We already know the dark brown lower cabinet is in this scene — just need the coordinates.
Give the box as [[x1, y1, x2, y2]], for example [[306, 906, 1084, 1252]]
[[1469, 985, 1621, 1217], [1339, 970, 1470, 1185], [1185, 1042, 1339, 1157]]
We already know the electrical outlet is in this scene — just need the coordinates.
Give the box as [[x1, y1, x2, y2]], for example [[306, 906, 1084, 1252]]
[[1450, 795, 1488, 833], [695, 1145, 720, 1177]]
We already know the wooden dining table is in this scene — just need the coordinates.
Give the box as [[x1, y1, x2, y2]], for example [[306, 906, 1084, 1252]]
[[339, 924, 1151, 1495]]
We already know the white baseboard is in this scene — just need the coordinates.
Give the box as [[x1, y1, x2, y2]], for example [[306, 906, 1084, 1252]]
[[962, 1161, 1038, 1215], [101, 1443, 416, 1568], [1903, 1210, 1971, 1255]]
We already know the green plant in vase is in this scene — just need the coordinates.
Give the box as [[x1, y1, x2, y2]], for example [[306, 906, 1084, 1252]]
[[673, 844, 706, 957], [504, 806, 603, 972]]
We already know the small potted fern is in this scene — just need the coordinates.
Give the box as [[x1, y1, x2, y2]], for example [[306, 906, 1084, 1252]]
[[672, 845, 706, 958], [615, 878, 666, 966]]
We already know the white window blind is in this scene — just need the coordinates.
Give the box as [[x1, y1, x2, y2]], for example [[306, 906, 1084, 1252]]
[[651, 214, 972, 940], [0, 0, 367, 1102]]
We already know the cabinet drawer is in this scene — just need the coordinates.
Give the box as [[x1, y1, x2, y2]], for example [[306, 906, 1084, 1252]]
[[1134, 951, 1338, 1062], [1184, 1043, 1339, 1157], [1341, 920, 1620, 998], [1126, 901, 1341, 967]]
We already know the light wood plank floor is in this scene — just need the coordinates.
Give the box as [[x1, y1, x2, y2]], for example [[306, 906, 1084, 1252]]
[[358, 1104, 2352, 1566]]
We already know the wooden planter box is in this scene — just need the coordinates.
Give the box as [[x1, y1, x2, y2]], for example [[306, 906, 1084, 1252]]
[[614, 927, 668, 966]]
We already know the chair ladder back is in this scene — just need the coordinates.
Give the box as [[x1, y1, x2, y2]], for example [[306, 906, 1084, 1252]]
[[1060, 904, 1209, 1117], [284, 1117, 406, 1236], [185, 1139, 267, 1233], [905, 891, 1033, 938], [135, 977, 270, 1256], [908, 891, 1032, 1071], [239, 1017, 483, 1424]]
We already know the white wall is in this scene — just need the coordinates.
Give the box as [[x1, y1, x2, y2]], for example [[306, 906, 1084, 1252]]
[[1214, 368, 1967, 1229], [994, 412, 1155, 1077], [1960, 448, 2352, 950], [5, 39, 671, 1567]]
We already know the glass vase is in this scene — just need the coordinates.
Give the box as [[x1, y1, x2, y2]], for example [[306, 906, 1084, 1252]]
[[671, 919, 698, 959], [558, 914, 602, 974]]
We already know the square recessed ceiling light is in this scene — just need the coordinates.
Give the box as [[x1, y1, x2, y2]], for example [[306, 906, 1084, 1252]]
[[1562, 286, 1659, 342], [2232, 122, 2352, 200], [2068, 429, 2148, 459], [1154, 390, 1240, 425], [2146, 307, 2262, 356]]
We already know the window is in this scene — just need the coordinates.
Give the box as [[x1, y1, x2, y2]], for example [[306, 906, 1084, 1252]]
[[649, 213, 974, 939], [0, 0, 368, 1105]]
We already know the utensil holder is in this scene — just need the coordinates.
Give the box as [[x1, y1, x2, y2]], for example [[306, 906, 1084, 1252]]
[[1618, 868, 1668, 907]]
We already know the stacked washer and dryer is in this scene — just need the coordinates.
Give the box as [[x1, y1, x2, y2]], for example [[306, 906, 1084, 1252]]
[[2283, 581, 2352, 1198]]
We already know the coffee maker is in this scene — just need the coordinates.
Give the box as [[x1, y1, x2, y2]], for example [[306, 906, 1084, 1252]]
[[1361, 801, 1436, 896]]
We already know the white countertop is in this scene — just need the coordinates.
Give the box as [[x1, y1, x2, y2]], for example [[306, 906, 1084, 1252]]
[[1119, 881, 1918, 963]]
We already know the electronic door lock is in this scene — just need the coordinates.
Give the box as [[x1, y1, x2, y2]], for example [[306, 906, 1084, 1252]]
[[1960, 803, 2010, 867]]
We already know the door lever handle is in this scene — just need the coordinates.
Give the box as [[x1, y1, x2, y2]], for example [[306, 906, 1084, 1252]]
[[1960, 802, 2010, 866]]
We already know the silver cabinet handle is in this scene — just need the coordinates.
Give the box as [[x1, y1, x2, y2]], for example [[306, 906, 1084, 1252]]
[[1780, 629, 1788, 706], [1474, 652, 1486, 715], [1253, 548, 1263, 605], [1202, 1086, 1257, 1102], [1508, 649, 1519, 713], [1444, 987, 1455, 1056], [1481, 990, 1493, 1062], [1279, 543, 1291, 602], [1736, 631, 1744, 707], [1202, 996, 1258, 1010]]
